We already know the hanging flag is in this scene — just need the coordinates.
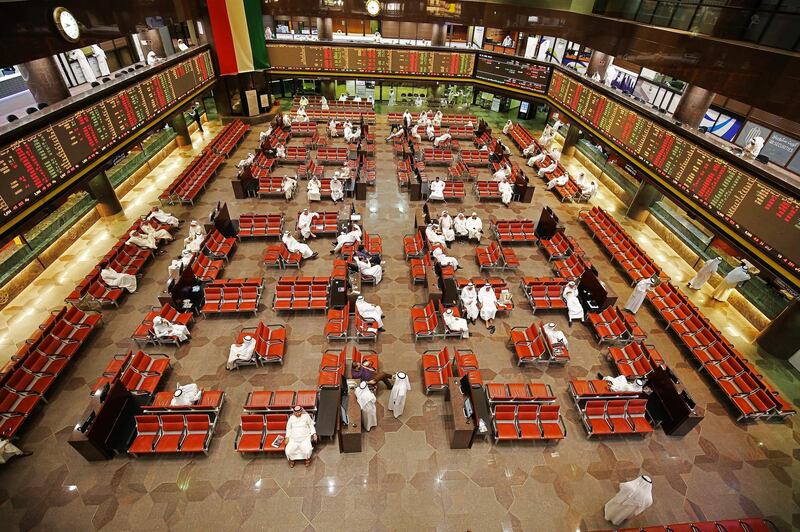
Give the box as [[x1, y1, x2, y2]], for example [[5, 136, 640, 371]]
[[207, 0, 270, 75]]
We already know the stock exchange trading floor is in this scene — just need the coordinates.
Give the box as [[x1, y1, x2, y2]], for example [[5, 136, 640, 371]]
[[0, 106, 796, 532]]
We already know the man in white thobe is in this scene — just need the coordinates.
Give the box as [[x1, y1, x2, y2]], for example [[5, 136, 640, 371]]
[[478, 285, 498, 333], [282, 175, 297, 200], [604, 476, 653, 526], [538, 160, 559, 177], [298, 209, 319, 240], [169, 250, 193, 277], [148, 207, 179, 227], [171, 383, 201, 406], [433, 110, 443, 127], [355, 296, 384, 330], [742, 136, 765, 159], [330, 176, 344, 202], [492, 164, 511, 182], [388, 373, 411, 418], [354, 256, 383, 284], [460, 283, 479, 323], [543, 322, 568, 348], [501, 35, 513, 47], [339, 93, 348, 102], [563, 281, 584, 323], [465, 213, 483, 241], [307, 176, 322, 202], [527, 152, 547, 167], [443, 308, 469, 338], [146, 51, 160, 66], [283, 232, 317, 259], [439, 211, 455, 243], [546, 173, 569, 190], [186, 221, 205, 243], [285, 406, 317, 467], [502, 120, 513, 135], [625, 277, 656, 314], [432, 246, 459, 269], [602, 375, 644, 393], [177, 39, 190, 52], [295, 107, 309, 123], [275, 145, 286, 159], [100, 268, 137, 293], [580, 180, 599, 201], [126, 231, 157, 250], [522, 142, 538, 157], [259, 126, 273, 145], [410, 124, 422, 143], [433, 130, 451, 148], [429, 177, 446, 201], [153, 316, 190, 343], [320, 95, 329, 110], [385, 127, 405, 142], [343, 123, 353, 142], [454, 213, 469, 238], [331, 224, 362, 253], [141, 222, 173, 242], [552, 114, 563, 133], [355, 382, 378, 431], [299, 96, 309, 107], [425, 224, 447, 248], [499, 179, 514, 206], [282, 113, 292, 128], [184, 234, 204, 253], [426, 123, 435, 141], [688, 257, 722, 290], [227, 335, 256, 369], [328, 119, 338, 137], [91, 44, 110, 76], [71, 49, 97, 84], [712, 265, 751, 302]]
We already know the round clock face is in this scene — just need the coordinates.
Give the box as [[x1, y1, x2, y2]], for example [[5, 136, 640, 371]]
[[54, 7, 81, 42], [365, 0, 380, 16]]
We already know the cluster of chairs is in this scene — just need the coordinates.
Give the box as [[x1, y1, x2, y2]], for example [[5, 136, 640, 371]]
[[159, 149, 224, 205], [317, 346, 348, 388], [647, 281, 794, 421], [263, 242, 303, 269], [492, 219, 537, 244], [235, 389, 318, 453], [143, 390, 225, 413], [459, 149, 489, 166], [202, 230, 237, 260], [191, 252, 224, 282], [451, 348, 483, 388], [608, 342, 666, 379], [540, 231, 582, 262], [201, 278, 264, 316], [587, 306, 647, 346], [339, 230, 382, 259], [520, 277, 570, 313], [411, 301, 465, 341], [325, 302, 380, 342], [272, 277, 329, 311], [476, 241, 520, 271], [115, 351, 171, 396], [423, 148, 453, 165], [569, 379, 652, 437], [257, 176, 288, 197], [316, 147, 349, 164], [129, 413, 216, 456], [296, 211, 339, 235], [279, 146, 309, 164], [238, 214, 283, 238], [448, 159, 478, 181], [302, 109, 376, 124], [289, 122, 317, 136], [207, 119, 249, 157], [580, 206, 664, 283], [403, 231, 426, 259], [507, 321, 570, 365], [232, 322, 287, 367], [493, 403, 566, 441], [386, 113, 476, 127], [448, 125, 475, 139], [420, 346, 459, 394], [0, 305, 101, 438], [486, 382, 556, 403], [552, 252, 594, 279], [132, 304, 194, 345], [304, 131, 328, 150], [426, 179, 466, 201], [454, 278, 513, 312], [506, 123, 534, 152], [297, 159, 325, 180], [474, 180, 506, 202], [596, 516, 776, 532]]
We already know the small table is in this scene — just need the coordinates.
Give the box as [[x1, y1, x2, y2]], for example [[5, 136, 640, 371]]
[[338, 389, 362, 453], [444, 377, 475, 449]]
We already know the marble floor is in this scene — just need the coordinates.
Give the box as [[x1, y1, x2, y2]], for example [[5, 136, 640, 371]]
[[0, 107, 796, 532]]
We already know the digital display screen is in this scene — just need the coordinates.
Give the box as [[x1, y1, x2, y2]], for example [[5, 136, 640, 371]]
[[0, 50, 215, 223], [474, 53, 550, 94], [266, 44, 475, 78], [548, 70, 800, 274]]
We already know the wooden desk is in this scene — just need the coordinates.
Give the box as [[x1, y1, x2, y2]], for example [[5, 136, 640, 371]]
[[316, 387, 342, 440], [444, 377, 475, 449], [68, 381, 141, 461], [338, 389, 363, 453], [646, 367, 704, 436], [426, 268, 442, 304]]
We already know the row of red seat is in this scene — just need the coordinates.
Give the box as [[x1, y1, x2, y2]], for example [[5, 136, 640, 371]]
[[191, 253, 223, 282], [0, 305, 102, 438], [207, 119, 250, 157], [316, 147, 349, 163], [421, 346, 456, 393], [387, 112, 476, 126], [239, 214, 283, 238], [476, 241, 520, 271], [325, 302, 379, 342], [297, 159, 325, 180], [459, 149, 489, 166], [257, 176, 287, 197], [608, 342, 666, 379], [295, 211, 339, 235], [506, 123, 535, 152], [486, 382, 556, 403], [552, 252, 594, 280], [580, 206, 664, 283], [423, 148, 453, 165], [317, 346, 378, 388], [303, 131, 328, 150], [295, 109, 376, 123], [448, 160, 478, 180], [143, 390, 224, 413], [132, 304, 194, 345], [428, 180, 466, 201], [263, 242, 303, 269], [231, 322, 287, 367], [129, 413, 215, 455], [492, 219, 537, 244], [412, 301, 466, 341], [278, 146, 309, 164], [508, 321, 570, 365], [118, 351, 171, 396], [202, 229, 237, 261], [647, 281, 794, 421], [587, 306, 647, 346], [201, 278, 264, 316], [272, 276, 329, 311], [474, 181, 506, 202], [578, 398, 653, 437], [244, 389, 316, 412], [595, 516, 775, 532], [540, 231, 583, 262], [159, 150, 224, 205], [289, 122, 317, 136], [520, 277, 570, 314], [493, 404, 566, 441]]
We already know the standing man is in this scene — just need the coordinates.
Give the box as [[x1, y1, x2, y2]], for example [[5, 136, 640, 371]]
[[190, 103, 204, 134]]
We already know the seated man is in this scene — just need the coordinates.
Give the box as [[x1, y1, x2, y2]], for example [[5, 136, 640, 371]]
[[126, 230, 157, 250], [443, 308, 469, 339], [147, 206, 180, 227], [522, 142, 538, 158], [464, 212, 483, 241], [282, 231, 318, 259], [538, 159, 559, 177], [498, 179, 514, 206], [153, 316, 190, 343], [307, 176, 322, 202], [354, 255, 383, 284], [330, 174, 344, 203], [298, 209, 319, 240], [426, 123, 435, 141], [425, 223, 448, 248], [328, 118, 339, 137], [355, 295, 385, 331], [282, 175, 297, 201], [226, 335, 256, 370], [275, 144, 286, 159], [432, 246, 460, 269], [546, 173, 569, 190], [433, 128, 451, 148], [285, 406, 317, 468], [351, 359, 393, 388], [543, 322, 568, 349], [453, 212, 469, 238], [527, 152, 546, 167], [428, 176, 446, 201], [493, 163, 511, 182], [331, 223, 362, 254]]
